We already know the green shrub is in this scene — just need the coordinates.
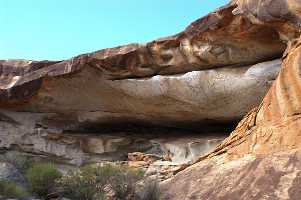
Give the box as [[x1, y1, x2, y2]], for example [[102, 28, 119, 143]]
[[0, 179, 28, 198], [111, 167, 144, 200], [58, 164, 144, 200], [136, 179, 160, 200], [58, 169, 99, 200], [25, 162, 62, 199]]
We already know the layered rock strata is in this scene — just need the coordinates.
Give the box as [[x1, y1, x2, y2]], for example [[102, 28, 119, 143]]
[[162, 1, 301, 199], [2, 0, 301, 199], [0, 3, 286, 169]]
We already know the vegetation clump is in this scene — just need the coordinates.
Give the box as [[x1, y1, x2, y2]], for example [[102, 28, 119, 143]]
[[25, 162, 62, 199], [136, 179, 161, 200], [58, 164, 145, 200], [0, 160, 160, 200], [0, 179, 28, 199]]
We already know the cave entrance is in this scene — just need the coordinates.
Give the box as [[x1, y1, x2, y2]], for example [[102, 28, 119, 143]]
[[51, 121, 237, 167]]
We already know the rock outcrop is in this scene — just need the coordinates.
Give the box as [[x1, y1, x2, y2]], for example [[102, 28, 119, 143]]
[[205, 39, 301, 160], [0, 2, 286, 169], [162, 1, 301, 199], [161, 148, 301, 200], [0, 112, 225, 166], [0, 4, 286, 129], [2, 0, 301, 199], [0, 58, 281, 129]]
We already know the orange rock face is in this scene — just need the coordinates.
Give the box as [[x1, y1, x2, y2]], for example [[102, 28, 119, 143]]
[[162, 47, 301, 197], [225, 40, 301, 158], [200, 38, 301, 162], [161, 149, 301, 200], [162, 1, 301, 199], [204, 0, 301, 160], [2, 1, 301, 199]]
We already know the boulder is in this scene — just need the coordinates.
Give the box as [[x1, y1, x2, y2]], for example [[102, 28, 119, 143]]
[[0, 162, 24, 185]]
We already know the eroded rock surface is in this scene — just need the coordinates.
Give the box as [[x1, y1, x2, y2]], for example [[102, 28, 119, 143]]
[[0, 4, 286, 129], [162, 1, 301, 199], [0, 59, 281, 130], [0, 109, 226, 166], [161, 148, 301, 200], [202, 0, 301, 160], [0, 162, 24, 185], [199, 29, 301, 164], [0, 2, 286, 170], [1, 0, 301, 199]]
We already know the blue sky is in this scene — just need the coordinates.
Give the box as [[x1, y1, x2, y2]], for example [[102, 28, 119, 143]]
[[0, 0, 229, 60]]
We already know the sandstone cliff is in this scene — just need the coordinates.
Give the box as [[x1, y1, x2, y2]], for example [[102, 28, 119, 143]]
[[162, 1, 301, 199], [1, 0, 301, 199], [0, 3, 286, 167]]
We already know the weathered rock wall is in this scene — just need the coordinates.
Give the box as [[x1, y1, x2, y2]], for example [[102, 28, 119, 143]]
[[162, 1, 301, 199], [161, 148, 301, 200], [0, 3, 286, 169], [0, 59, 281, 130], [2, 1, 301, 199], [0, 4, 286, 129]]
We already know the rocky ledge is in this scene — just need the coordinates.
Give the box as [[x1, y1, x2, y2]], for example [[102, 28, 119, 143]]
[[2, 0, 301, 199], [162, 0, 301, 199]]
